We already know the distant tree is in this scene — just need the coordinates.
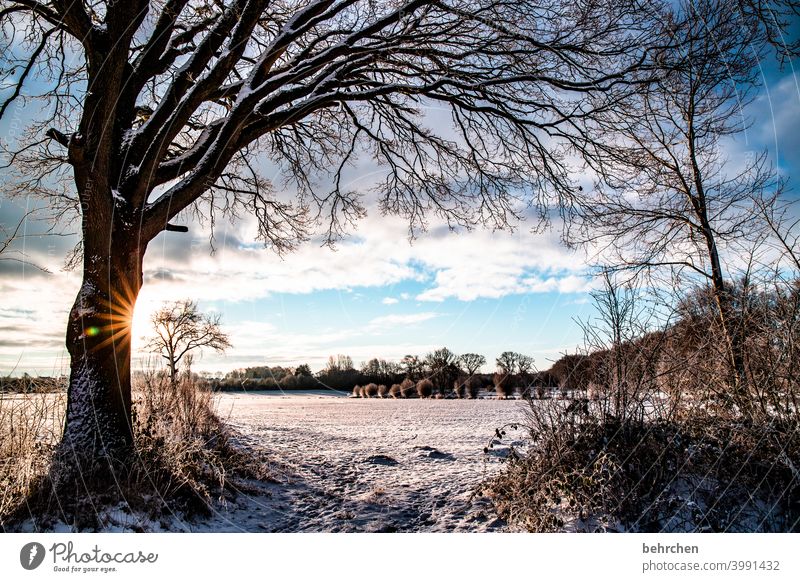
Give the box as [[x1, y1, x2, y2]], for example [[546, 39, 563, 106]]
[[145, 299, 231, 386], [295, 364, 312, 377], [516, 354, 536, 375], [495, 351, 535, 375], [550, 354, 593, 392], [425, 347, 461, 393], [401, 355, 425, 381], [458, 353, 486, 376], [325, 354, 354, 373], [496, 352, 519, 375], [360, 357, 401, 381], [318, 354, 359, 390], [426, 347, 457, 371]]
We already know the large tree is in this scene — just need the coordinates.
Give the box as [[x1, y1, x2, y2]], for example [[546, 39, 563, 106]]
[[567, 0, 798, 410], [0, 0, 732, 470], [457, 353, 485, 376]]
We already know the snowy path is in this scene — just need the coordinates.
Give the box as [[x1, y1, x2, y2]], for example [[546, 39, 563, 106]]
[[201, 392, 528, 532]]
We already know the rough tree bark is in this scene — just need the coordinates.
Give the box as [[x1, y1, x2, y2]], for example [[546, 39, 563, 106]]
[[62, 194, 146, 459]]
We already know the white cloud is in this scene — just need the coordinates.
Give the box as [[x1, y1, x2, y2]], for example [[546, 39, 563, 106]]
[[0, 200, 592, 373], [138, 208, 589, 310], [367, 312, 440, 328]]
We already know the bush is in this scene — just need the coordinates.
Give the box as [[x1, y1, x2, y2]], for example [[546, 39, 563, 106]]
[[482, 275, 800, 533], [351, 385, 362, 398], [364, 383, 379, 398], [453, 378, 466, 399], [377, 384, 389, 398], [465, 376, 481, 399], [494, 373, 515, 399], [399, 378, 416, 398], [0, 375, 66, 394], [389, 384, 402, 398], [416, 379, 434, 398], [483, 401, 800, 532]]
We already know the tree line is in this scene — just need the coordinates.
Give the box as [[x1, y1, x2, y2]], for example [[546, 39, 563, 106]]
[[212, 348, 554, 397]]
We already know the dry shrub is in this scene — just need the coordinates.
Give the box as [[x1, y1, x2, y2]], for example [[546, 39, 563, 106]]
[[399, 378, 415, 398], [465, 376, 481, 399], [416, 379, 433, 398], [364, 383, 378, 398], [0, 391, 65, 528], [5, 370, 269, 531], [389, 384, 402, 398], [453, 379, 465, 399], [484, 400, 800, 532], [377, 384, 389, 398], [121, 370, 267, 514], [494, 373, 514, 399], [351, 385, 362, 398], [645, 279, 800, 423], [0, 375, 66, 393], [484, 275, 800, 533]]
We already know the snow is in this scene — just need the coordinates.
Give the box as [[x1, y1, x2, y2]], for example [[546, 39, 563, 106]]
[[13, 391, 528, 532], [186, 391, 527, 532]]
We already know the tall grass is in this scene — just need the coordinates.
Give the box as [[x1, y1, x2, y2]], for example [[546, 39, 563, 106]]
[[2, 369, 268, 531], [483, 276, 800, 532], [0, 391, 65, 527]]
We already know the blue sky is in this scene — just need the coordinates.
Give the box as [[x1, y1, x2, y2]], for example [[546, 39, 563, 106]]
[[1, 37, 798, 376]]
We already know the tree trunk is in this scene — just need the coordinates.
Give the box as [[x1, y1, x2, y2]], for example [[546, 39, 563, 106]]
[[167, 349, 178, 388], [62, 220, 145, 471], [700, 219, 749, 412]]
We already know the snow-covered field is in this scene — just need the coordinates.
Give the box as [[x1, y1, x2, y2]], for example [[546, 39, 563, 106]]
[[198, 391, 529, 532]]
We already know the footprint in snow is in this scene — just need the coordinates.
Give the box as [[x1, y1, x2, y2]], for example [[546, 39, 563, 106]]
[[413, 446, 455, 460], [364, 454, 399, 466]]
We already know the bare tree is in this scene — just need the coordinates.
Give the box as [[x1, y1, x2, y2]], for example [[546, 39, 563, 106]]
[[755, 196, 800, 273], [325, 354, 354, 373], [0, 212, 29, 260], [458, 353, 486, 376], [425, 346, 459, 393], [495, 351, 518, 374], [495, 350, 534, 374], [516, 354, 535, 375], [400, 354, 424, 380], [0, 0, 790, 468], [144, 299, 231, 386], [568, 0, 795, 410]]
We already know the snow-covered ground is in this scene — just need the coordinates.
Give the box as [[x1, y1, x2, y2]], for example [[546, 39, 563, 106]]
[[195, 391, 529, 532]]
